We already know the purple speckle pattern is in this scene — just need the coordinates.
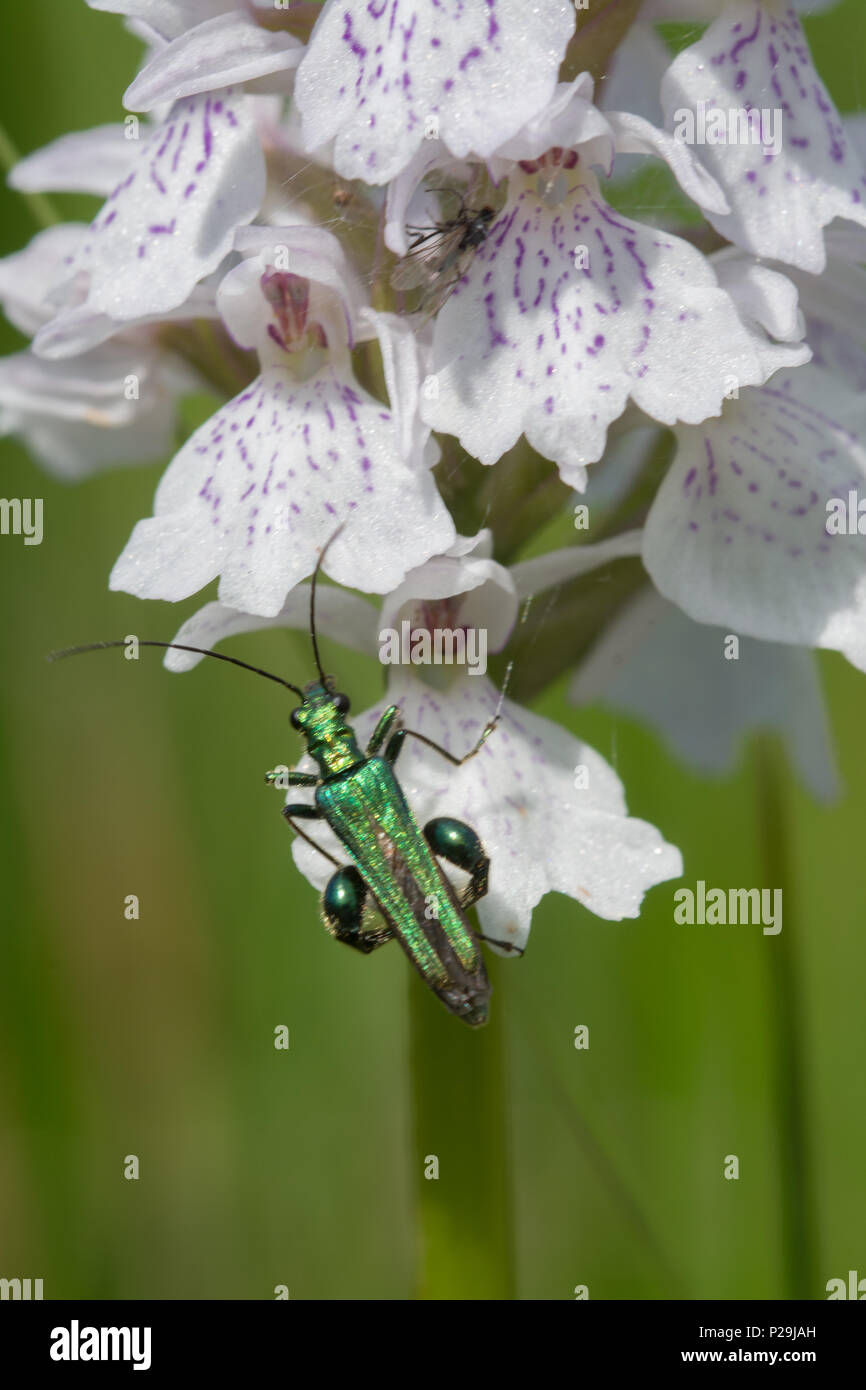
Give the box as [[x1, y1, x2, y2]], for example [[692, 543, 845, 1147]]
[[53, 88, 263, 324], [663, 2, 866, 271], [426, 179, 769, 481], [645, 367, 866, 647], [123, 363, 454, 615], [294, 0, 575, 184]]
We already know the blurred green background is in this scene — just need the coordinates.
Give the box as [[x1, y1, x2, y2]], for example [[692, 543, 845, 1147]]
[[0, 2, 864, 1300]]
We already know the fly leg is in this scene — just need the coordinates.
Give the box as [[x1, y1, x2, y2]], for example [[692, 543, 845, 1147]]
[[322, 865, 393, 955]]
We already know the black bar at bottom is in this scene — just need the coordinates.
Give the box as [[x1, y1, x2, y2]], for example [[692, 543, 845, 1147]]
[[0, 1298, 861, 1374]]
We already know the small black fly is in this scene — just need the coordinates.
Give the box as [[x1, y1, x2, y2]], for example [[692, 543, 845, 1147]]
[[391, 193, 495, 314]]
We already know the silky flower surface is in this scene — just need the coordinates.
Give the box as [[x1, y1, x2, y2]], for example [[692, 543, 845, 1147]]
[[569, 586, 838, 800], [659, 0, 866, 273], [643, 363, 866, 670], [7, 0, 866, 961], [165, 534, 683, 947], [0, 225, 190, 477], [294, 0, 577, 185], [35, 88, 263, 352], [110, 227, 455, 612], [420, 81, 806, 487]]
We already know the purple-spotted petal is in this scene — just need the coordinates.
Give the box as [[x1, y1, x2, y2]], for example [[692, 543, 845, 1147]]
[[423, 169, 788, 486], [109, 360, 456, 614], [33, 88, 263, 349], [660, 1, 866, 272], [124, 12, 302, 110], [294, 0, 576, 184], [643, 365, 866, 671], [289, 672, 682, 950]]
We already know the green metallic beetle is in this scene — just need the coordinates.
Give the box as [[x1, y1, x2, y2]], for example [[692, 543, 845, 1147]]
[[268, 671, 498, 1027], [264, 533, 506, 1027], [51, 536, 512, 1027]]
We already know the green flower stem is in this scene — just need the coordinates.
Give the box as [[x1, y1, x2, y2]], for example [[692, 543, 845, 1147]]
[[562, 0, 644, 85], [0, 124, 60, 230], [495, 556, 647, 703], [590, 428, 676, 543], [409, 956, 515, 1299], [434, 438, 571, 562], [158, 320, 258, 399], [486, 431, 677, 701], [754, 735, 817, 1299]]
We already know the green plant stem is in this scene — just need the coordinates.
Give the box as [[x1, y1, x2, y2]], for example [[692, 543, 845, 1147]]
[[409, 957, 515, 1299], [754, 735, 817, 1299], [0, 124, 61, 230], [562, 0, 644, 85]]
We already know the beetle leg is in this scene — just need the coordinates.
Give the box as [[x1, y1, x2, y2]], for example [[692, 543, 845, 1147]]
[[323, 865, 393, 954], [393, 713, 500, 768], [423, 816, 489, 908], [282, 804, 342, 870], [424, 817, 524, 955], [265, 768, 318, 786], [365, 704, 402, 757]]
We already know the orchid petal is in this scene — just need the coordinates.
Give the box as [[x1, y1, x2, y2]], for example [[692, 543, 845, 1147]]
[[423, 170, 789, 486], [606, 110, 731, 216], [660, 0, 866, 272], [34, 88, 263, 347], [0, 225, 88, 336], [124, 13, 302, 110], [109, 360, 456, 614], [490, 75, 615, 175], [510, 530, 645, 597], [379, 531, 518, 653], [164, 585, 380, 670], [643, 365, 866, 672], [295, 0, 576, 184], [9, 126, 137, 197], [0, 343, 181, 478], [570, 587, 839, 800], [86, 0, 235, 41]]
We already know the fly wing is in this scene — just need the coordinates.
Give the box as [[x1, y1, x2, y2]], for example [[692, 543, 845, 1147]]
[[316, 759, 490, 1026], [389, 224, 463, 292]]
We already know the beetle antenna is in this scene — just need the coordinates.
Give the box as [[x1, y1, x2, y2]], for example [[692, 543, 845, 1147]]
[[309, 524, 345, 686], [48, 640, 306, 699]]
